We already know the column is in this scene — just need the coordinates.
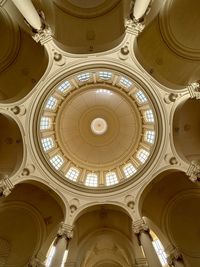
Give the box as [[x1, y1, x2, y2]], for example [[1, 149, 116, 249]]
[[133, 0, 151, 20], [133, 219, 162, 267], [132, 229, 147, 266], [11, 0, 42, 30], [49, 223, 73, 267], [167, 248, 185, 267]]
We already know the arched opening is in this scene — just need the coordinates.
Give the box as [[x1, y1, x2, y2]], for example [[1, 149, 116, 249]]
[[0, 181, 65, 265], [69, 205, 135, 267], [0, 6, 48, 102], [135, 0, 200, 88], [173, 99, 200, 162], [0, 114, 23, 179], [139, 170, 200, 267], [43, 0, 127, 54]]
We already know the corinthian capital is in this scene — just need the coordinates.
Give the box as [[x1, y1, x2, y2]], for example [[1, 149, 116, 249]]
[[57, 222, 73, 239], [28, 257, 45, 267], [132, 218, 149, 234], [0, 177, 14, 198], [167, 248, 183, 266], [186, 160, 200, 182], [32, 27, 53, 45], [125, 18, 145, 35], [188, 82, 200, 99]]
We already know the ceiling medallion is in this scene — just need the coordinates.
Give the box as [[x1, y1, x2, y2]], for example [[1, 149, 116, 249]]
[[38, 69, 157, 189]]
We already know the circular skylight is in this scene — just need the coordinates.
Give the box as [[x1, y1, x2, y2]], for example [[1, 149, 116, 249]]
[[38, 69, 157, 189]]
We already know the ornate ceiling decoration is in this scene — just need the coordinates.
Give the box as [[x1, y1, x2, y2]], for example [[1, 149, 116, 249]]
[[37, 68, 158, 189]]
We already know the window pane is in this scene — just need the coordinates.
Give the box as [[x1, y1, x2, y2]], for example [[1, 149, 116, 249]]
[[144, 109, 154, 122], [145, 130, 155, 144], [137, 149, 150, 164], [85, 173, 98, 187], [99, 71, 112, 80], [65, 167, 80, 181], [106, 172, 118, 186], [77, 73, 91, 82], [45, 96, 57, 110], [120, 77, 132, 88], [40, 117, 51, 130], [50, 155, 64, 170], [41, 137, 54, 152], [123, 163, 137, 178], [135, 90, 148, 104], [58, 81, 71, 93]]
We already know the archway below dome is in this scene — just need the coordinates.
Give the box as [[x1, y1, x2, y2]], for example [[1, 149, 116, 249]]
[[68, 204, 135, 267], [0, 114, 23, 179], [139, 170, 200, 267], [173, 99, 200, 162], [3, 181, 65, 261]]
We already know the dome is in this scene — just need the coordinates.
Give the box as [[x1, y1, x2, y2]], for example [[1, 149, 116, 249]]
[[37, 68, 159, 189]]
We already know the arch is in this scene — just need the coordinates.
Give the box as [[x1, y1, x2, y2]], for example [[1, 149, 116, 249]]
[[51, 0, 125, 54], [135, 0, 200, 88], [7, 180, 66, 260], [137, 169, 200, 266], [0, 8, 48, 102], [79, 229, 133, 267], [71, 207, 136, 267], [173, 98, 200, 162], [0, 112, 23, 179], [71, 202, 133, 225], [0, 201, 46, 266]]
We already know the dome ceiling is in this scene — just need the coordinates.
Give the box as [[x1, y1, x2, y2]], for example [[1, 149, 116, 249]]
[[37, 68, 158, 189]]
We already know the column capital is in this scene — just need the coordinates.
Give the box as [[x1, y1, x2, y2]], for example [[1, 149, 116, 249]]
[[187, 82, 200, 99], [132, 218, 149, 234], [167, 248, 183, 266], [32, 26, 53, 45], [186, 160, 200, 183], [57, 222, 73, 239], [28, 256, 45, 267], [125, 18, 145, 36], [0, 177, 14, 198]]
